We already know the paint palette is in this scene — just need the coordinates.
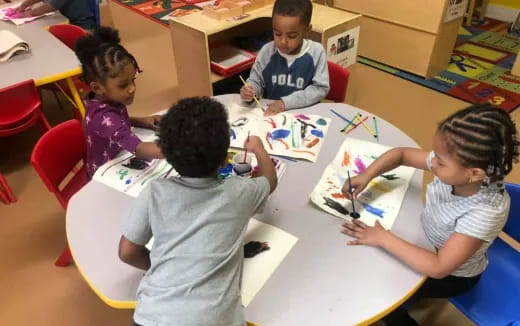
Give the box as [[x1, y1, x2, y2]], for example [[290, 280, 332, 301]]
[[227, 103, 331, 162], [310, 138, 416, 230], [218, 151, 286, 181]]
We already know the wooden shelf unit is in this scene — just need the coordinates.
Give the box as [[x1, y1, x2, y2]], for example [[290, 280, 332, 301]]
[[318, 0, 465, 78], [170, 3, 361, 98]]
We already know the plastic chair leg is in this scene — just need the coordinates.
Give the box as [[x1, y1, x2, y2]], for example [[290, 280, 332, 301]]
[[39, 112, 52, 134], [54, 246, 73, 267], [0, 174, 16, 203], [0, 188, 11, 204]]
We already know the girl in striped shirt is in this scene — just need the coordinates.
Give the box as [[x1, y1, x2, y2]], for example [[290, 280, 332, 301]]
[[341, 103, 519, 326]]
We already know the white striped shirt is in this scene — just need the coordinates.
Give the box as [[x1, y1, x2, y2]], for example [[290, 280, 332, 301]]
[[421, 152, 510, 277]]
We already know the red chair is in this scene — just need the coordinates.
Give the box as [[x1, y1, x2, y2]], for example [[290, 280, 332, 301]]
[[326, 61, 350, 103], [0, 80, 51, 204], [31, 119, 88, 266], [45, 25, 90, 118]]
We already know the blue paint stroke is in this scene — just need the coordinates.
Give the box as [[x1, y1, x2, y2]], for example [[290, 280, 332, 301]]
[[218, 163, 234, 179], [316, 118, 327, 126], [362, 203, 385, 218], [230, 128, 236, 140], [310, 129, 324, 138], [271, 129, 291, 140], [294, 114, 310, 120]]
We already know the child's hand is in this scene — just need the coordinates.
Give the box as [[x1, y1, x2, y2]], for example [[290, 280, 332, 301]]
[[341, 219, 388, 247], [240, 84, 255, 102], [341, 174, 371, 199], [244, 135, 265, 154], [139, 115, 162, 131], [265, 100, 285, 116]]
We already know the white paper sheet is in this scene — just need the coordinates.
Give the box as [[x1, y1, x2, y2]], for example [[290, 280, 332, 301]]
[[310, 138, 416, 230]]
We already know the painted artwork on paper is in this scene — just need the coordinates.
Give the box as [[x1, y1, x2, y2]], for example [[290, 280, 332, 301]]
[[227, 103, 331, 163], [93, 150, 286, 198], [310, 138, 416, 230], [0, 6, 54, 25]]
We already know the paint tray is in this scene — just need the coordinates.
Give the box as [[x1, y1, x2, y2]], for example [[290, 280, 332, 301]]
[[209, 44, 256, 76]]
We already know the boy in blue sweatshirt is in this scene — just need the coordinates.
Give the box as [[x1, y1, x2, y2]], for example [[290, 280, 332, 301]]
[[240, 0, 330, 116]]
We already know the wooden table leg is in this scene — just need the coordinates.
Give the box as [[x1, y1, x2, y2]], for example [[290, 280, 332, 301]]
[[466, 0, 476, 26]]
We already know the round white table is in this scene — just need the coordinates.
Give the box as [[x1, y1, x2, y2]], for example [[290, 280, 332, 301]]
[[66, 95, 433, 325]]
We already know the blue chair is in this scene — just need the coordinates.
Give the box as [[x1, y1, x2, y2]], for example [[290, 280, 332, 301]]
[[449, 183, 520, 326], [88, 0, 100, 27]]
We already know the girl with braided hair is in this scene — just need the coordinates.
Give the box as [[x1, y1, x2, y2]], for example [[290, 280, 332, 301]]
[[339, 103, 519, 325], [75, 27, 163, 179]]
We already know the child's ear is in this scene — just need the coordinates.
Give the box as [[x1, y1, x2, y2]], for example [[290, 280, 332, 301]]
[[306, 24, 312, 33], [470, 167, 487, 183], [90, 81, 104, 96]]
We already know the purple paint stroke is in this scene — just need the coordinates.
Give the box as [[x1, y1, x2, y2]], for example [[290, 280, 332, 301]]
[[294, 114, 311, 120], [353, 157, 367, 175]]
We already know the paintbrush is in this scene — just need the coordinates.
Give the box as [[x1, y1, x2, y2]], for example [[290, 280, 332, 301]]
[[239, 75, 265, 111], [243, 131, 250, 163], [347, 170, 360, 219]]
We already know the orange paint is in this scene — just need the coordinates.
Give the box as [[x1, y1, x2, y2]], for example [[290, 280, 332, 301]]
[[331, 193, 345, 199], [277, 138, 289, 150], [306, 138, 320, 148], [342, 151, 351, 167]]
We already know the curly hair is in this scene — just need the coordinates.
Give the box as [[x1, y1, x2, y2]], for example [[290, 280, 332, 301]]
[[438, 103, 519, 185], [158, 97, 230, 177], [75, 27, 141, 84], [273, 0, 313, 26]]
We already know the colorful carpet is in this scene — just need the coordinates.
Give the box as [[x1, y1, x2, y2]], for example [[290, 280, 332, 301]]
[[112, 0, 212, 26], [359, 18, 520, 112]]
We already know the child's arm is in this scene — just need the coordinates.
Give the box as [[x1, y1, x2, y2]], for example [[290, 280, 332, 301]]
[[136, 142, 163, 159], [130, 115, 162, 131], [342, 220, 484, 279], [118, 236, 151, 270], [242, 45, 272, 102], [26, 1, 55, 16], [343, 147, 429, 198], [119, 184, 153, 270], [245, 136, 277, 193], [16, 0, 41, 12], [279, 45, 330, 110]]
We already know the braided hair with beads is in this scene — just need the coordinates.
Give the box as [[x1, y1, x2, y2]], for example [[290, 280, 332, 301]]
[[437, 103, 519, 190], [74, 27, 141, 85]]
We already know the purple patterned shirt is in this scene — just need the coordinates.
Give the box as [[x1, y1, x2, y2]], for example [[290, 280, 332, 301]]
[[84, 95, 141, 179]]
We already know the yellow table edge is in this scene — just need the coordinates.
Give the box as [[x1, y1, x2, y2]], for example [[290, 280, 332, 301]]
[[355, 276, 428, 326], [68, 243, 137, 309]]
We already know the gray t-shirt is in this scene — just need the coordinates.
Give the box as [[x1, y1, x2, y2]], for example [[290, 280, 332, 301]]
[[121, 175, 271, 326], [421, 152, 510, 277]]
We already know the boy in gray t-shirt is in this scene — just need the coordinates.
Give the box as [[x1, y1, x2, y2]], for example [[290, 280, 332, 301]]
[[118, 97, 277, 326]]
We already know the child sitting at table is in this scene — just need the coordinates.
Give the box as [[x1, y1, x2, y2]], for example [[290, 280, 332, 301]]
[[74, 27, 163, 179], [340, 103, 518, 326], [16, 0, 96, 30], [240, 0, 329, 116], [118, 97, 277, 326]]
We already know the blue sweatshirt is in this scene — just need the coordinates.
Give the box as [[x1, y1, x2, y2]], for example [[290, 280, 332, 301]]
[[246, 39, 330, 110]]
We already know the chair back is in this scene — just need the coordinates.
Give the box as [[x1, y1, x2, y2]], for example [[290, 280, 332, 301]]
[[326, 61, 350, 103], [31, 120, 87, 209], [48, 24, 88, 50]]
